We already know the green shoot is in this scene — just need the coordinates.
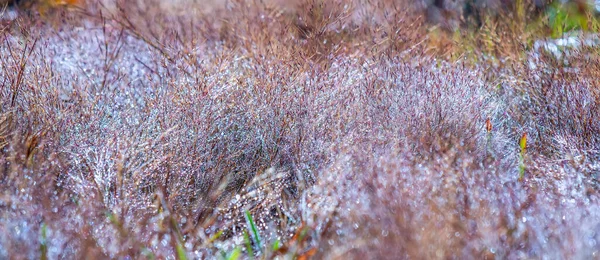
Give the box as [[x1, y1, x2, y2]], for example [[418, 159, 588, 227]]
[[272, 239, 281, 251], [226, 248, 242, 260], [519, 132, 527, 181], [206, 230, 223, 246], [40, 223, 48, 260], [245, 210, 262, 250], [243, 231, 254, 258], [176, 241, 188, 260]]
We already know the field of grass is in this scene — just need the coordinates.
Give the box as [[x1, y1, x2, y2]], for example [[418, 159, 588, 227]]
[[1, 0, 599, 259]]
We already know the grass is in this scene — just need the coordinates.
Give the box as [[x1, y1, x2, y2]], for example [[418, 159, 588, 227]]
[[519, 132, 527, 181], [0, 0, 599, 259]]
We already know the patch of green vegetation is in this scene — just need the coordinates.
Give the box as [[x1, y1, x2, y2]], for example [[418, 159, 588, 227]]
[[546, 1, 597, 38]]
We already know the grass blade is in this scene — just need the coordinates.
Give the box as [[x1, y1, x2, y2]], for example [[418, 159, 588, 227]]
[[245, 210, 262, 250]]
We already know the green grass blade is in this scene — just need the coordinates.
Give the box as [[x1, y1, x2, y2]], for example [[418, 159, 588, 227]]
[[243, 231, 254, 258], [227, 247, 242, 260], [176, 241, 188, 260], [245, 210, 262, 250], [40, 223, 48, 260], [272, 239, 281, 251]]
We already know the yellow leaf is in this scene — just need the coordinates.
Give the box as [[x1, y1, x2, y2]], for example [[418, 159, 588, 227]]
[[519, 132, 527, 152]]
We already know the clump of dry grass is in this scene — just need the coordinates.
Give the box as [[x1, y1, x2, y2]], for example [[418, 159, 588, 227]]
[[1, 0, 599, 258]]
